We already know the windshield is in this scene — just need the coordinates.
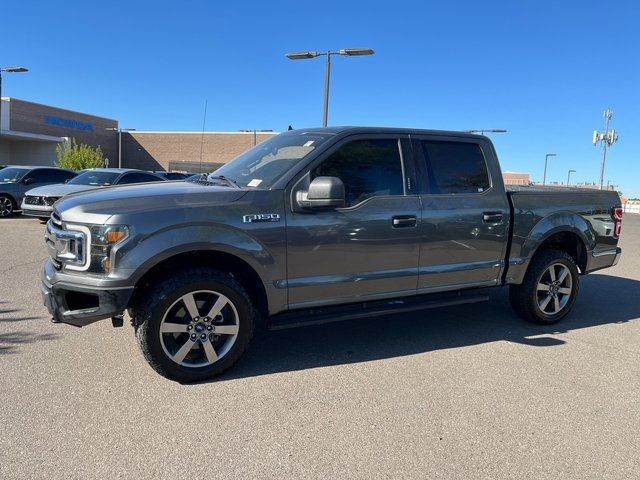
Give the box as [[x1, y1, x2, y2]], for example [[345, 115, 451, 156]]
[[68, 171, 120, 186], [0, 168, 29, 183], [209, 132, 333, 188]]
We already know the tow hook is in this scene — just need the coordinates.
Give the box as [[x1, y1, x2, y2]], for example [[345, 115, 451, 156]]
[[111, 314, 125, 328]]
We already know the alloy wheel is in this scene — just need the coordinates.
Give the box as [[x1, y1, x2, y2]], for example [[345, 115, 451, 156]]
[[536, 263, 573, 316], [0, 197, 13, 217], [159, 290, 240, 367]]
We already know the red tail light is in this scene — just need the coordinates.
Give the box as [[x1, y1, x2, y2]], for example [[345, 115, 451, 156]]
[[612, 207, 623, 237]]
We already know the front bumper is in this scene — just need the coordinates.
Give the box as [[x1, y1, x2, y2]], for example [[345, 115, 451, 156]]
[[585, 247, 622, 274], [41, 261, 134, 327], [20, 202, 53, 218]]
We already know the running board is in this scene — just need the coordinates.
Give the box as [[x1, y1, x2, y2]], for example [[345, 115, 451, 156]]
[[267, 292, 489, 331]]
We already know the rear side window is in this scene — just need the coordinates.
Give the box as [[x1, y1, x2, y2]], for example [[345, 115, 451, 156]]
[[419, 141, 490, 194], [117, 173, 162, 184], [313, 139, 404, 207], [48, 169, 75, 182], [27, 169, 55, 182]]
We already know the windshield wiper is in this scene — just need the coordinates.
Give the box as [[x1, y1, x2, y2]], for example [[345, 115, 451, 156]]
[[207, 175, 240, 188]]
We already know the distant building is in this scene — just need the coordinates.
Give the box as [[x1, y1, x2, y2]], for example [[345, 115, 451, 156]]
[[503, 171, 530, 185], [0, 97, 276, 171]]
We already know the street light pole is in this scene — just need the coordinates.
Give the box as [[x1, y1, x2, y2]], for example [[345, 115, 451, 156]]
[[567, 169, 576, 186], [464, 129, 507, 135], [285, 48, 374, 127], [322, 52, 331, 127], [0, 66, 29, 143], [543, 153, 556, 186]]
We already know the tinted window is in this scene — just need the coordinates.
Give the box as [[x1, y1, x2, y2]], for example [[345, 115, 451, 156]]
[[27, 169, 57, 182], [313, 139, 404, 207], [48, 169, 75, 183], [419, 141, 490, 194], [117, 172, 162, 184], [161, 172, 188, 180], [68, 171, 119, 186]]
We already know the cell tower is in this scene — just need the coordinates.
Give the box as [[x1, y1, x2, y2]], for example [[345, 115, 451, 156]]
[[592, 109, 619, 190]]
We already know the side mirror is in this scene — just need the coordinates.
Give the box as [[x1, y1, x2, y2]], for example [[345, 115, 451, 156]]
[[22, 177, 34, 185], [302, 176, 346, 209]]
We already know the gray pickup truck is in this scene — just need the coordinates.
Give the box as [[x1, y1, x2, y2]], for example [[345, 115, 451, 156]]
[[41, 127, 623, 382]]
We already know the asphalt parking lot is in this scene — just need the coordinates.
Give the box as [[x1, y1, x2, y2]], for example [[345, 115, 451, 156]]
[[1, 214, 639, 479]]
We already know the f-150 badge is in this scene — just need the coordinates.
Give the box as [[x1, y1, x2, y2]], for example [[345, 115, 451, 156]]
[[243, 214, 280, 223]]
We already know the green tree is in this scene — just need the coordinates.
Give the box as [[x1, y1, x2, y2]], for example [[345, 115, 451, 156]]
[[55, 139, 105, 171]]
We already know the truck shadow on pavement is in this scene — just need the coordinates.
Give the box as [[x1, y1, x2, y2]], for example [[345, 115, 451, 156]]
[[0, 301, 57, 354], [219, 273, 640, 382]]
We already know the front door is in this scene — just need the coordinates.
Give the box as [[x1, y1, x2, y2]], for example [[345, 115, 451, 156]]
[[285, 136, 422, 309]]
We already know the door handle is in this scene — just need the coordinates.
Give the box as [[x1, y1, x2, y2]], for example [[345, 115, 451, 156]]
[[392, 215, 417, 228], [482, 211, 503, 223]]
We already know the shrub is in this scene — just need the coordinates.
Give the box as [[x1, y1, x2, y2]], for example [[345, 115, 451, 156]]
[[55, 139, 105, 171]]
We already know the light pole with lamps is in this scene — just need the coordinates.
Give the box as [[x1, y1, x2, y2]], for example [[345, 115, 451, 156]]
[[567, 169, 576, 186], [0, 66, 28, 140], [285, 48, 374, 127], [106, 127, 136, 168], [543, 153, 556, 186], [464, 129, 507, 135]]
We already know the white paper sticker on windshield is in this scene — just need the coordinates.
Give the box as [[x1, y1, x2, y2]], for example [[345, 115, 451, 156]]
[[303, 140, 315, 147], [247, 179, 263, 187]]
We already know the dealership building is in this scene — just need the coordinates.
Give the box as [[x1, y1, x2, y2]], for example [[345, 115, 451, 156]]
[[0, 98, 276, 171]]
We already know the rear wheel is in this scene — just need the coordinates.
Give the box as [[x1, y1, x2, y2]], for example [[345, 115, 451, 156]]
[[132, 268, 255, 382], [509, 249, 579, 324], [0, 195, 15, 217]]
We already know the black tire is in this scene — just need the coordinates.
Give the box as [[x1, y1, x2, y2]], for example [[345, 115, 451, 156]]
[[509, 249, 580, 325], [0, 195, 15, 217], [132, 268, 255, 382]]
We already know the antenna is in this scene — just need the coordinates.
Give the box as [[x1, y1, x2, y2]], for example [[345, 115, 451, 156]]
[[199, 100, 208, 173]]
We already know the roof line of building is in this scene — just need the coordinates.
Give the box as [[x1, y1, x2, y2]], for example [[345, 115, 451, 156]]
[[126, 131, 280, 135], [1, 97, 119, 123]]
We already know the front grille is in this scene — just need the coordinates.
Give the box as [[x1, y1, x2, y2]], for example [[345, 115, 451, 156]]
[[25, 195, 44, 205], [26, 196, 59, 206]]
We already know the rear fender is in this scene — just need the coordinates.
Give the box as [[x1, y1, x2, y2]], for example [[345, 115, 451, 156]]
[[508, 211, 594, 284]]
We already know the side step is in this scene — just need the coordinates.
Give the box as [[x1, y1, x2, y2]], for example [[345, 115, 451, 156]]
[[267, 291, 489, 331]]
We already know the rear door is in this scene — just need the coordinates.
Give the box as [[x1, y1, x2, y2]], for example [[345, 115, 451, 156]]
[[412, 135, 509, 292], [285, 134, 422, 309]]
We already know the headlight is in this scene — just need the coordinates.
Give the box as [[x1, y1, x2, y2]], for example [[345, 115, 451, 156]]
[[87, 225, 129, 273]]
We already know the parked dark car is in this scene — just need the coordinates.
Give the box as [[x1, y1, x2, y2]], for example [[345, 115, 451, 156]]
[[153, 171, 194, 180], [0, 166, 75, 217], [41, 127, 622, 382], [22, 168, 166, 219]]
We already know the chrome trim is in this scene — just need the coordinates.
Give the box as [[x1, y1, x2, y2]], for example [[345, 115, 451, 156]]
[[591, 249, 619, 257], [45, 220, 90, 271]]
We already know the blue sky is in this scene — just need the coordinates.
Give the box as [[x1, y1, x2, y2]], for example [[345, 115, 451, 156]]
[[3, 0, 639, 196]]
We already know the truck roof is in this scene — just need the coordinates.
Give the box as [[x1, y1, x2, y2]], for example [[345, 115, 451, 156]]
[[290, 126, 484, 139]]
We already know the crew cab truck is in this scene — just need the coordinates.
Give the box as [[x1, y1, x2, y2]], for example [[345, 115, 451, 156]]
[[41, 127, 622, 382]]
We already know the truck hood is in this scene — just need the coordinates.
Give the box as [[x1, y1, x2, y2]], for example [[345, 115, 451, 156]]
[[26, 183, 100, 197], [56, 181, 249, 224]]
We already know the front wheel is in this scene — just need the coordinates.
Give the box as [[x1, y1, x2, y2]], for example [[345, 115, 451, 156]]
[[0, 195, 15, 217], [509, 249, 580, 325], [133, 268, 255, 382]]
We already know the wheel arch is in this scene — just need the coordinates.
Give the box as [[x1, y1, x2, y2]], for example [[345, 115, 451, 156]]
[[130, 249, 269, 318], [509, 211, 594, 284]]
